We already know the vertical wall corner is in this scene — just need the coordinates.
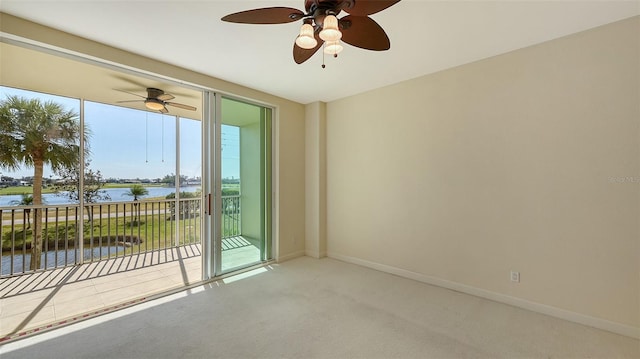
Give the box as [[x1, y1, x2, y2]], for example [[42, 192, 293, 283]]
[[305, 101, 327, 258]]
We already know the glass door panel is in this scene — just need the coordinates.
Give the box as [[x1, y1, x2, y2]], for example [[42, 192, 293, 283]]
[[220, 97, 271, 272]]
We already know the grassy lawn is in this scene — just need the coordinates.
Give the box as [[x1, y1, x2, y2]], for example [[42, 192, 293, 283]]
[[0, 186, 56, 196], [1, 210, 241, 253], [1, 188, 239, 260], [2, 214, 202, 253], [2, 199, 205, 251]]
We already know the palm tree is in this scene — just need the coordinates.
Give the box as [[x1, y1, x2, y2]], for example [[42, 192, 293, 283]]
[[124, 184, 149, 224], [124, 184, 149, 201], [10, 193, 34, 229], [0, 95, 81, 270]]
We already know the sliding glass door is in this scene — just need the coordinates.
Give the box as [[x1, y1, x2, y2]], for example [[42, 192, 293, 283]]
[[218, 97, 272, 273]]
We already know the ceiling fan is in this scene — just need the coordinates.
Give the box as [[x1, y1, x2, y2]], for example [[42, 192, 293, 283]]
[[221, 0, 401, 65], [117, 88, 197, 113]]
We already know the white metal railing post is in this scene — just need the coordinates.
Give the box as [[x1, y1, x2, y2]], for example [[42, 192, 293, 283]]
[[78, 98, 85, 265], [174, 114, 180, 247]]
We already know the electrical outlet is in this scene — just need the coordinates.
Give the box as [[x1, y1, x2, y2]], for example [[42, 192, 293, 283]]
[[510, 271, 520, 283]]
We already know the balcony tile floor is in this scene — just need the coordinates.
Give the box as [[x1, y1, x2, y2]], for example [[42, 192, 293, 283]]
[[0, 244, 203, 340]]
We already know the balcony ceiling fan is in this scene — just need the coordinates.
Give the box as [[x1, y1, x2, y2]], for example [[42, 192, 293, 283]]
[[221, 0, 401, 64], [117, 88, 197, 114]]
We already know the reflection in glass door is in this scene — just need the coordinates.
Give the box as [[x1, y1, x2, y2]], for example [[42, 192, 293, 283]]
[[219, 97, 272, 273]]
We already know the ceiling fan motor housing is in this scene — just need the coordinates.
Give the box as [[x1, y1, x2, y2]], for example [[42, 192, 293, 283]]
[[116, 87, 196, 113], [305, 0, 354, 26], [147, 88, 165, 99]]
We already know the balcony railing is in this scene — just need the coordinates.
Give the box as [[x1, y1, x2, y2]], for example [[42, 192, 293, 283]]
[[1, 195, 242, 277], [222, 195, 240, 238]]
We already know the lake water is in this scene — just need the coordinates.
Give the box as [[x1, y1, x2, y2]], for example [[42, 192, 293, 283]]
[[0, 186, 200, 207], [1, 245, 123, 276]]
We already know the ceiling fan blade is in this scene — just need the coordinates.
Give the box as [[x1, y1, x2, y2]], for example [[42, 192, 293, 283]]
[[166, 102, 197, 111], [293, 31, 323, 64], [116, 100, 144, 104], [340, 16, 390, 51], [160, 106, 169, 114], [344, 0, 401, 16], [157, 94, 175, 101], [114, 89, 146, 99], [222, 7, 304, 24], [111, 74, 150, 90]]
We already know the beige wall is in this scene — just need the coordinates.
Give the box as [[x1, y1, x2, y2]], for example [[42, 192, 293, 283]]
[[305, 102, 327, 258], [326, 16, 639, 333], [0, 13, 306, 261]]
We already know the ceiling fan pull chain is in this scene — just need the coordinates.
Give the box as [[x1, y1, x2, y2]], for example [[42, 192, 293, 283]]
[[161, 114, 165, 163], [322, 42, 326, 69], [145, 111, 149, 163]]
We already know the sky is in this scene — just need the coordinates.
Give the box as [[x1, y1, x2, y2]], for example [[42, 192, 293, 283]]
[[0, 86, 240, 180]]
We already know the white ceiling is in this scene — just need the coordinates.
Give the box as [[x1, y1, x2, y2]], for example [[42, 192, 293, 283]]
[[1, 1, 638, 105]]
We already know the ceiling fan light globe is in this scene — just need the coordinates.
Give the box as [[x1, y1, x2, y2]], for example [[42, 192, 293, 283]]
[[324, 40, 344, 55], [319, 15, 342, 42], [145, 99, 165, 111], [296, 36, 317, 49], [296, 24, 317, 49]]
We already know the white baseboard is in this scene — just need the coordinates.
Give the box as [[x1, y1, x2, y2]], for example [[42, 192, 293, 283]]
[[277, 250, 305, 263], [304, 250, 327, 259], [328, 252, 640, 339]]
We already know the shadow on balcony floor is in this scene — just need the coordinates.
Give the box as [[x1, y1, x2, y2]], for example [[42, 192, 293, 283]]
[[0, 236, 265, 341], [0, 244, 202, 299], [0, 244, 203, 340]]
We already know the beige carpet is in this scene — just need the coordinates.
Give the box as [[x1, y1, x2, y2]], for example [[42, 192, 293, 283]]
[[0, 256, 638, 358]]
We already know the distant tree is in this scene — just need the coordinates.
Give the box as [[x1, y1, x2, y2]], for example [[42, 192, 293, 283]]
[[10, 193, 34, 229], [124, 184, 149, 224], [124, 184, 149, 201], [221, 177, 240, 184], [0, 95, 82, 270], [161, 173, 188, 186], [161, 174, 174, 184], [165, 191, 201, 220], [54, 160, 110, 222]]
